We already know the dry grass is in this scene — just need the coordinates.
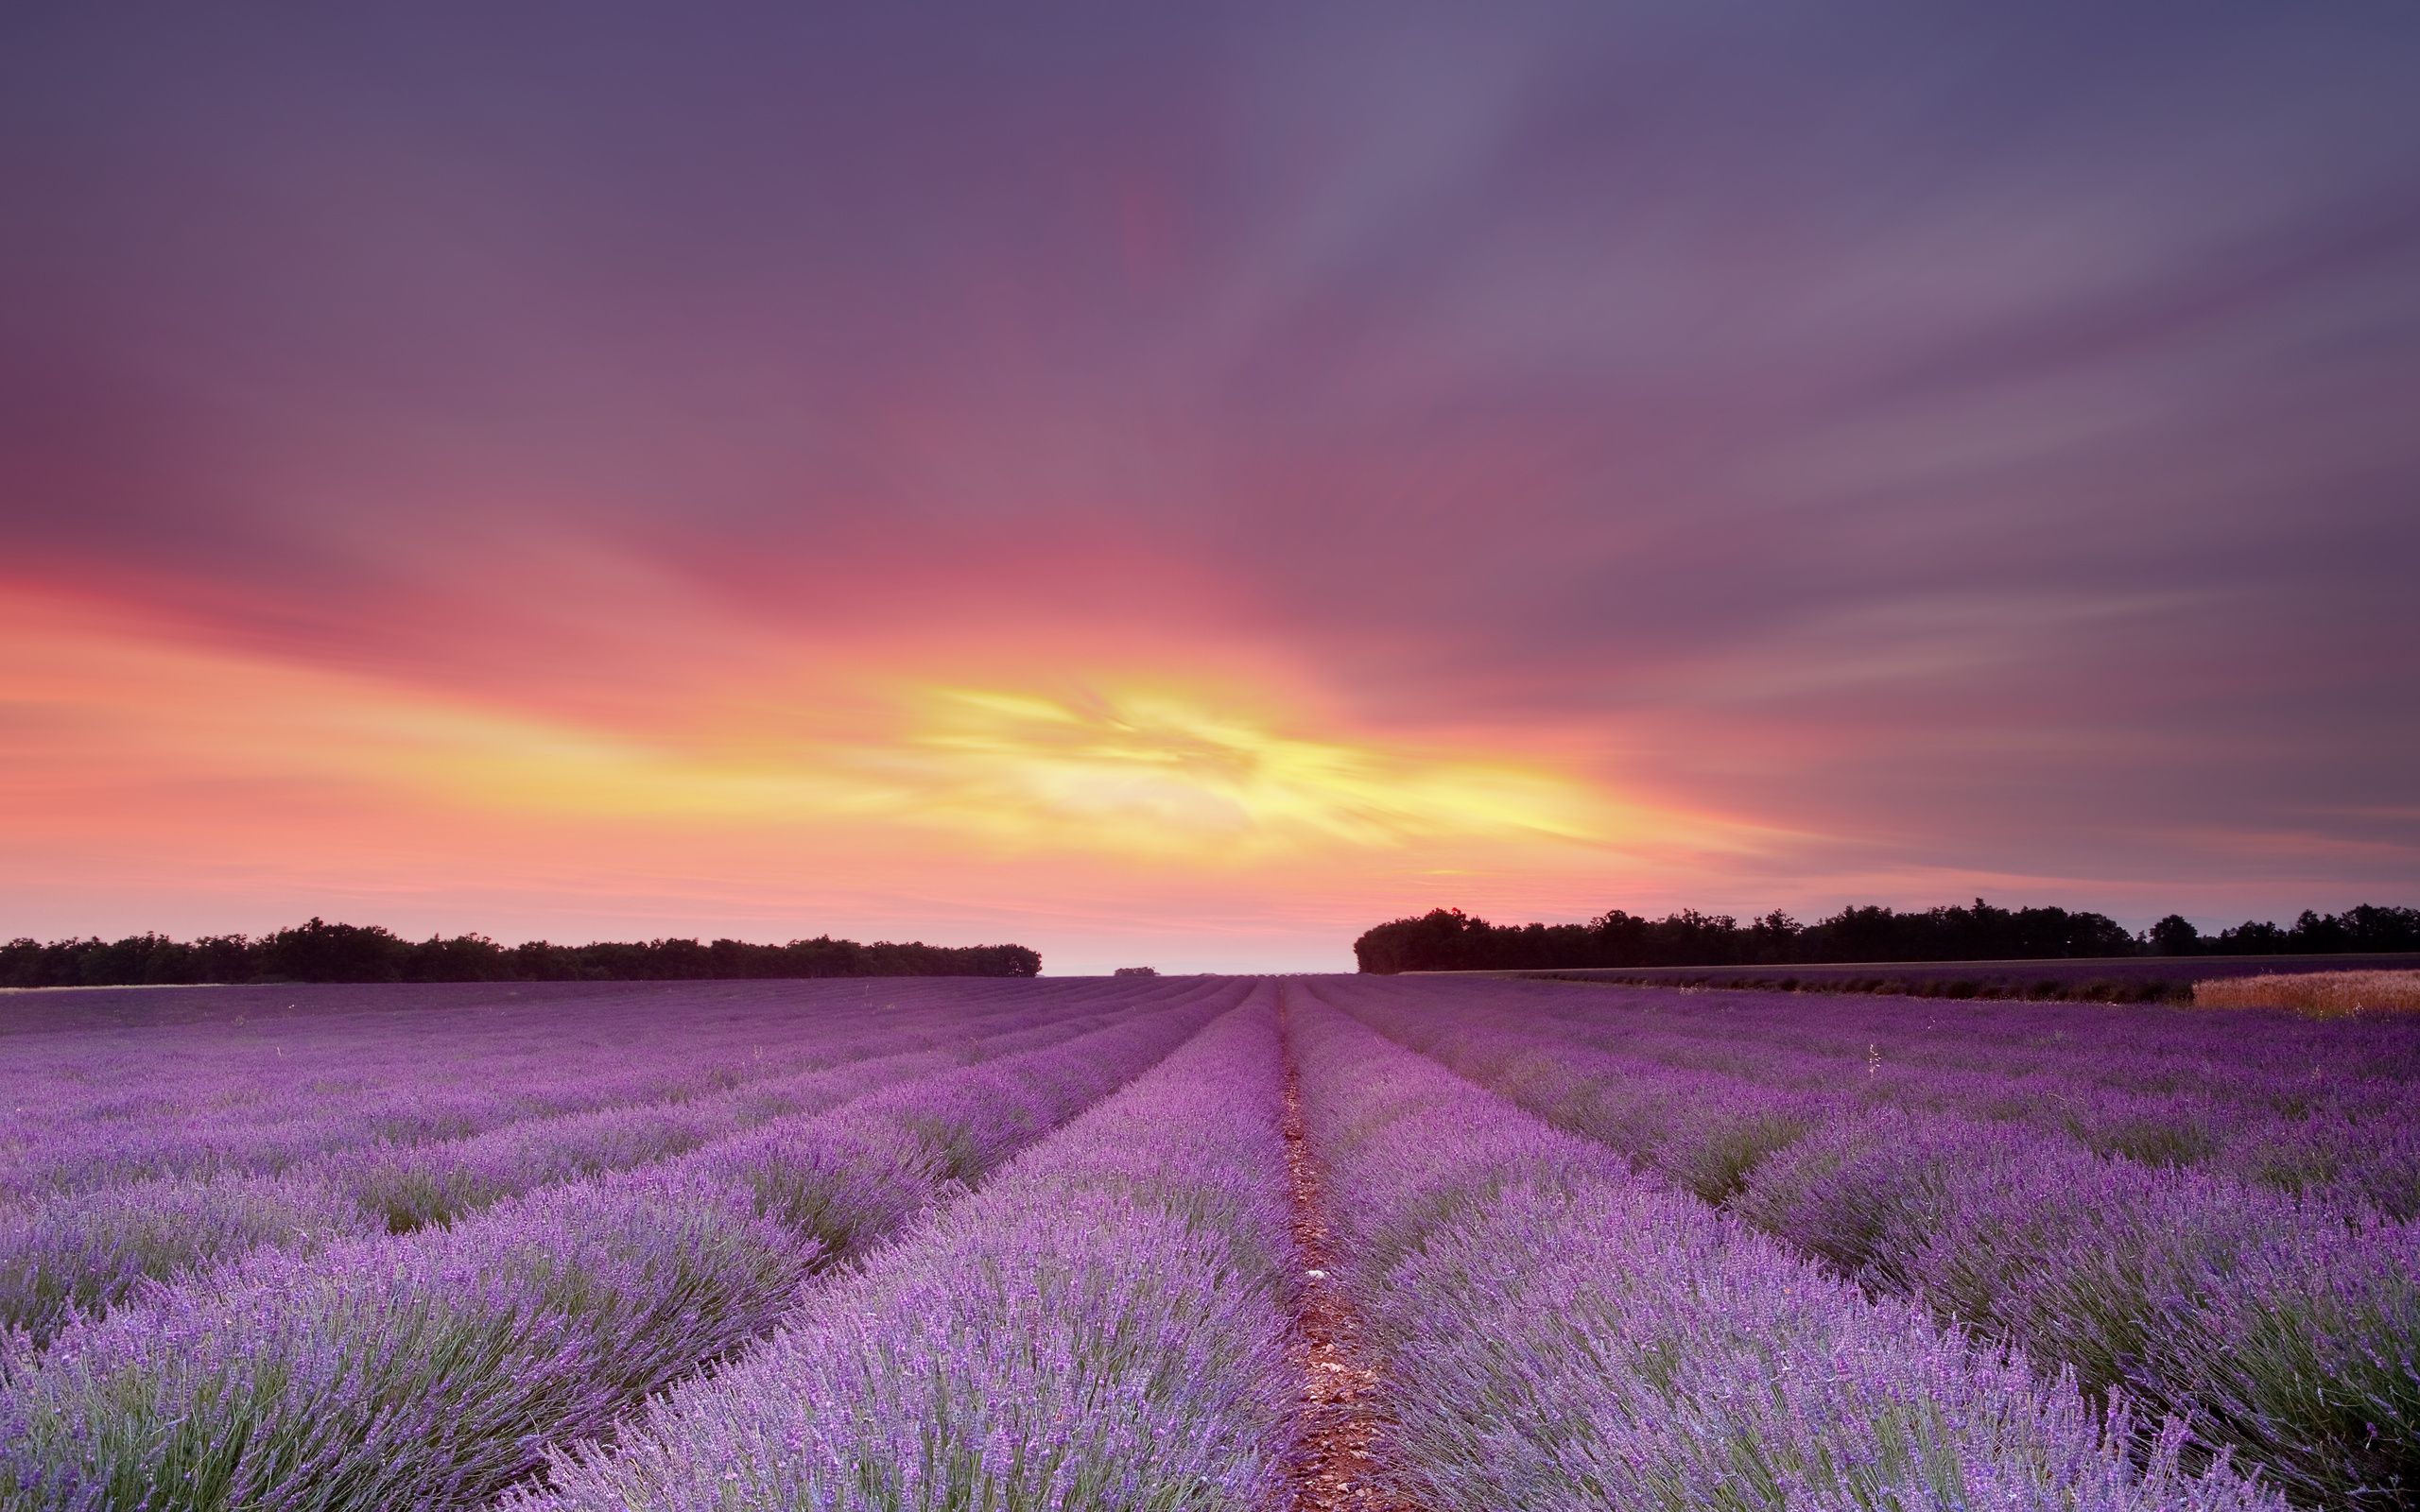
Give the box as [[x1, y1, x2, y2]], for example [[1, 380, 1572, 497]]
[[2190, 970, 2420, 1018]]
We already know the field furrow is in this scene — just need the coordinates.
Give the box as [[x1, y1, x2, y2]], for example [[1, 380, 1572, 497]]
[[1274, 994, 1427, 1512]]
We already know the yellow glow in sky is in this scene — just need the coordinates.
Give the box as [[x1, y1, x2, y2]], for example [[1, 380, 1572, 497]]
[[876, 686, 1602, 857], [0, 588, 1772, 969]]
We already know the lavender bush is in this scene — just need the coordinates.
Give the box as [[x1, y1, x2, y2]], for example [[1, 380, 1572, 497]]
[[1379, 974, 2420, 1214], [0, 1171, 375, 1347], [1328, 976, 2419, 1506], [1741, 1105, 2419, 1505], [8, 971, 2403, 1512], [511, 993, 1296, 1512], [0, 990, 1168, 1346], [0, 988, 1226, 1510], [0, 975, 1108, 1201], [0, 1170, 812, 1511], [1288, 995, 2281, 1512]]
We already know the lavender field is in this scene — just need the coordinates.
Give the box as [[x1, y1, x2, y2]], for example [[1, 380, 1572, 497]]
[[1, 975, 2412, 1510], [1497, 952, 2420, 1003]]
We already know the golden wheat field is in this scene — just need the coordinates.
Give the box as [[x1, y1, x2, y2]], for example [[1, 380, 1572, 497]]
[[2192, 969, 2420, 1017]]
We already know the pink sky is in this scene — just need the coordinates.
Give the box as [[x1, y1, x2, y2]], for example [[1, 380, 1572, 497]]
[[5, 6, 2417, 972]]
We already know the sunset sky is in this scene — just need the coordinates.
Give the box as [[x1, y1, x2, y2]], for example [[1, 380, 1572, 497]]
[[5, 5, 2418, 973]]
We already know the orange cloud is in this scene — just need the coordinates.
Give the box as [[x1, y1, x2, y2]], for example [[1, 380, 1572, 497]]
[[5, 602, 1609, 850], [2, 583, 1786, 968]]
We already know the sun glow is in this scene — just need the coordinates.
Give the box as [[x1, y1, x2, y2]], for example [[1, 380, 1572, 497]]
[[1, 592, 1624, 868], [876, 686, 1602, 857], [3, 584, 1794, 968]]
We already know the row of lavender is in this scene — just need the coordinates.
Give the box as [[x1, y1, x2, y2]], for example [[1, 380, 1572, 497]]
[[511, 988, 1301, 1510], [1364, 975, 2420, 1218], [1288, 995, 2277, 1510], [1502, 974, 2420, 1110], [1, 980, 1240, 1508], [1514, 950, 2420, 1001], [5, 976, 2384, 1510], [1487, 979, 2420, 1214], [1, 976, 1130, 1200], [0, 982, 1182, 1344], [0, 982, 924, 1153], [495, 986, 2279, 1512], [1327, 975, 2419, 1506]]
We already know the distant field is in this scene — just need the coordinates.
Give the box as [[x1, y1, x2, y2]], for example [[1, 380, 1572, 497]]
[[2194, 968, 2420, 1017], [0, 979, 685, 1034], [3, 974, 2413, 1507], [1472, 950, 2420, 1003]]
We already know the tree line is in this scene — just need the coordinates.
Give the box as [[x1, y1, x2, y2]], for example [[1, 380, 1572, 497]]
[[1353, 900, 2420, 974], [0, 918, 1042, 988]]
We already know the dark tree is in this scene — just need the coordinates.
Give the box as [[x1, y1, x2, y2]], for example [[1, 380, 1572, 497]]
[[1, 921, 1042, 987], [261, 918, 407, 983], [1352, 899, 2414, 973], [2147, 915, 2202, 955]]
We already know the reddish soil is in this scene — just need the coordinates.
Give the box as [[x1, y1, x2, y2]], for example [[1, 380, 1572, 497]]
[[1278, 1040, 1426, 1512]]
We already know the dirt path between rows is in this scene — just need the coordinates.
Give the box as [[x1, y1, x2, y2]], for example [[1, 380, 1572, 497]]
[[1278, 1009, 1427, 1512]]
